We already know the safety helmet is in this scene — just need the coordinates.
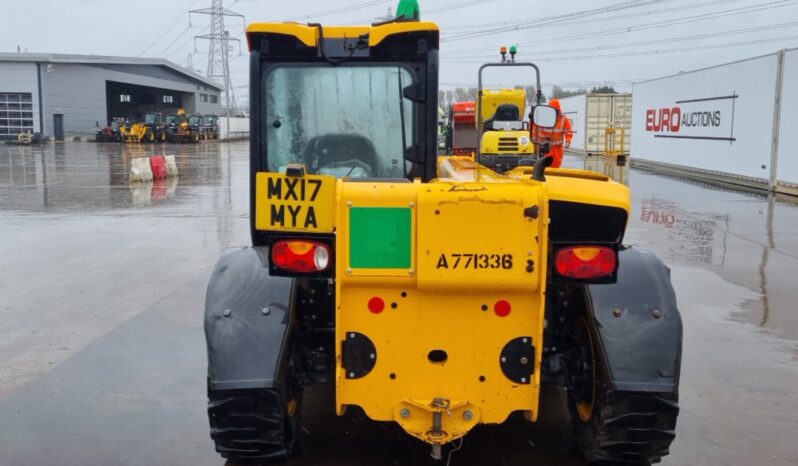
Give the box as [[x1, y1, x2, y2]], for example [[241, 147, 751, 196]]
[[548, 99, 562, 112], [177, 108, 186, 116]]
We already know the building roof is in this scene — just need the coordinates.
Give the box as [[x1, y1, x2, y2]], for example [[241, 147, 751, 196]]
[[0, 52, 223, 91]]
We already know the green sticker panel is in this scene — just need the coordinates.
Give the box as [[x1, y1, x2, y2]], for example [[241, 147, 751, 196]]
[[349, 207, 411, 269]]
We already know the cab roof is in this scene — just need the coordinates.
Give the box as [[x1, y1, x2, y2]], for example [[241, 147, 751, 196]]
[[245, 21, 439, 51]]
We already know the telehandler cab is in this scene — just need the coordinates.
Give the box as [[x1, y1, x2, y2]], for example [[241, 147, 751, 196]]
[[204, 6, 682, 465]]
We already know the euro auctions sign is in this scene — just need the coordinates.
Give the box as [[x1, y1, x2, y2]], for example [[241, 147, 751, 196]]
[[644, 94, 738, 143]]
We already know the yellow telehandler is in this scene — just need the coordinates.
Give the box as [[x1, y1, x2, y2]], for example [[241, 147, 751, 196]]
[[203, 4, 682, 465]]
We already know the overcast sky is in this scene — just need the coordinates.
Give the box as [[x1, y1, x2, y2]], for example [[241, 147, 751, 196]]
[[2, 0, 797, 99]]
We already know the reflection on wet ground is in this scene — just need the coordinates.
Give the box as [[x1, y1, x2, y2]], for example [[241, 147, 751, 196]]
[[0, 140, 235, 212], [567, 154, 798, 342], [0, 145, 796, 465]]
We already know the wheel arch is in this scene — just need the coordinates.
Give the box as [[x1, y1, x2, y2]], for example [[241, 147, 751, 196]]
[[583, 246, 683, 393], [205, 246, 296, 391]]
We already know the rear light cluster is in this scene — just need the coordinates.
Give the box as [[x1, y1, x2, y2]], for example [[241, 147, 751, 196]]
[[271, 240, 331, 273], [555, 246, 617, 279]]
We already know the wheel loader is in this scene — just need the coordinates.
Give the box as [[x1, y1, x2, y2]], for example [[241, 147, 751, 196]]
[[166, 109, 200, 143], [200, 114, 220, 140], [120, 112, 165, 143], [204, 5, 682, 465]]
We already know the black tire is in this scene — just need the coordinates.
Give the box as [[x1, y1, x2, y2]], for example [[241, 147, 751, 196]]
[[208, 384, 302, 463], [568, 320, 679, 465]]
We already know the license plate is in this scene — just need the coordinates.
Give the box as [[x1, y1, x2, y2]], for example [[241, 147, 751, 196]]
[[255, 172, 335, 233]]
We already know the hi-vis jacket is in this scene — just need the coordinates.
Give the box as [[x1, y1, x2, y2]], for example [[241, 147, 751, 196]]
[[531, 115, 573, 148]]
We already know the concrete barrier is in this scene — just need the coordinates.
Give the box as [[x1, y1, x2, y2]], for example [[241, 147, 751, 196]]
[[130, 157, 153, 182], [164, 155, 178, 177], [150, 156, 168, 180]]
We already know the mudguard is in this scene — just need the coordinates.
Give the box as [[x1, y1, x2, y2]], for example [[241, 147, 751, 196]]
[[585, 247, 682, 393], [205, 246, 295, 391]]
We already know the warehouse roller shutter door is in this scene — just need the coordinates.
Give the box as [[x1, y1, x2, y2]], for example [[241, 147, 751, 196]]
[[0, 93, 34, 141]]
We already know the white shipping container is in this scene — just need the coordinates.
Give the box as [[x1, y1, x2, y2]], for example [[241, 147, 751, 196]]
[[631, 53, 779, 183], [776, 48, 798, 188], [558, 93, 632, 155]]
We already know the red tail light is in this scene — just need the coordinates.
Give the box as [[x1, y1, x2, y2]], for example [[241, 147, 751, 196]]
[[555, 246, 616, 279], [271, 240, 331, 273]]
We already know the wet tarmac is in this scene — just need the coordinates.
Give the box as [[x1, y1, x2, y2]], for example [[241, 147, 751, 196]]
[[1, 142, 797, 466]]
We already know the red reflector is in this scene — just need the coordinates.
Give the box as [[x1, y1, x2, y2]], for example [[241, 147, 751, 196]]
[[494, 300, 511, 317], [367, 297, 385, 314], [555, 246, 616, 279], [271, 240, 330, 273]]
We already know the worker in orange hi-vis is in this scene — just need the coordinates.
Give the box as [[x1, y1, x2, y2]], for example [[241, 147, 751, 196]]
[[530, 98, 573, 168]]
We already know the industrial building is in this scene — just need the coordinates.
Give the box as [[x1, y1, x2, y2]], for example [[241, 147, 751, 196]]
[[0, 53, 223, 141]]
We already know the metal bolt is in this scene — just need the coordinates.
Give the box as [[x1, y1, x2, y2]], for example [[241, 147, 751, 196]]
[[652, 309, 663, 319], [346, 201, 352, 207], [613, 308, 623, 317], [408, 269, 415, 276], [520, 357, 529, 365], [222, 309, 232, 317], [501, 356, 507, 362], [350, 333, 356, 338], [261, 307, 271, 316], [369, 353, 375, 359], [349, 372, 355, 378], [431, 444, 442, 460], [400, 408, 411, 418], [521, 377, 527, 383], [346, 268, 352, 274], [522, 337, 528, 344], [463, 410, 473, 421], [409, 202, 415, 208]]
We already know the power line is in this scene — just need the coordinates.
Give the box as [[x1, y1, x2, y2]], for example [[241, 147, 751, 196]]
[[443, 0, 677, 42], [344, 0, 498, 24], [155, 25, 197, 57], [426, 0, 497, 14], [159, 24, 210, 59], [443, 21, 798, 61], [443, 0, 798, 56], [441, 0, 744, 33], [281, 0, 392, 22], [444, 35, 798, 63], [137, 0, 204, 56]]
